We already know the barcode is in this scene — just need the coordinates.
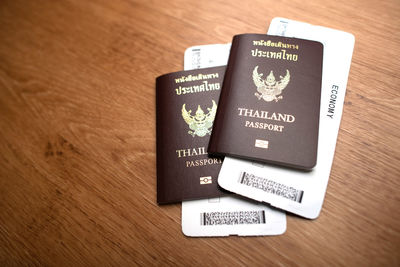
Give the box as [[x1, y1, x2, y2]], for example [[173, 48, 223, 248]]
[[278, 21, 288, 36], [238, 172, 304, 203], [191, 48, 201, 69], [200, 210, 266, 226]]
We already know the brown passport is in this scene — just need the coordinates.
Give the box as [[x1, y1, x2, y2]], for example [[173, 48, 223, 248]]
[[208, 34, 323, 170], [156, 66, 228, 204]]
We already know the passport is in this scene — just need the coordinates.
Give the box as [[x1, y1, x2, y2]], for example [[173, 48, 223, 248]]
[[156, 66, 228, 204], [208, 34, 323, 170]]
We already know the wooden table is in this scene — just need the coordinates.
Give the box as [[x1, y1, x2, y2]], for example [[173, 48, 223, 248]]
[[0, 0, 399, 265]]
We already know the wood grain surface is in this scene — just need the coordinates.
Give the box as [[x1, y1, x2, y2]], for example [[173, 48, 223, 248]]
[[0, 0, 399, 266]]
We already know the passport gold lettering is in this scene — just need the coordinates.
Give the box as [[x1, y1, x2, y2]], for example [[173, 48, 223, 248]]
[[252, 40, 299, 50], [245, 121, 284, 132], [176, 146, 222, 168], [185, 158, 222, 168], [238, 107, 295, 123], [175, 81, 221, 95], [238, 107, 294, 133], [176, 147, 207, 158], [251, 48, 298, 62], [174, 72, 219, 84]]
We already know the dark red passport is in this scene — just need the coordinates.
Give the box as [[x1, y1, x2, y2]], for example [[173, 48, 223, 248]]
[[156, 66, 228, 204], [208, 34, 323, 170]]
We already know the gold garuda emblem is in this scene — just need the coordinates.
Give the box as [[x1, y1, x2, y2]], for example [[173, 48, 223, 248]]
[[181, 100, 217, 137], [252, 66, 290, 102]]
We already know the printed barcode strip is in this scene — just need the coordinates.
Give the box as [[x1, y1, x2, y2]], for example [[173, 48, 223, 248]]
[[238, 172, 304, 203], [191, 48, 201, 69], [200, 210, 266, 226], [278, 21, 288, 36], [261, 209, 266, 224]]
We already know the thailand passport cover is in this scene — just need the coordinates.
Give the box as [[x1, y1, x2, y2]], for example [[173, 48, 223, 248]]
[[208, 34, 323, 170], [156, 66, 227, 204]]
